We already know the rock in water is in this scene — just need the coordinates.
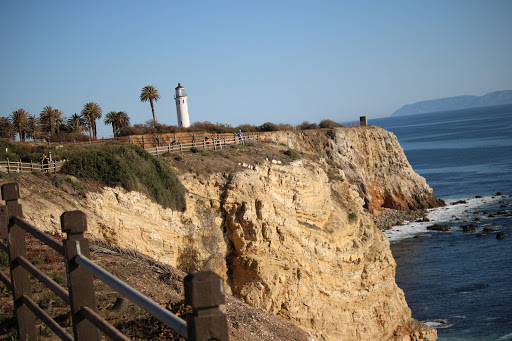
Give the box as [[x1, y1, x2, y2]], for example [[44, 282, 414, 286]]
[[427, 224, 450, 232]]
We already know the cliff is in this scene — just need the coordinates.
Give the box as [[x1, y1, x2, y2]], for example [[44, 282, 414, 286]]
[[1, 126, 440, 340]]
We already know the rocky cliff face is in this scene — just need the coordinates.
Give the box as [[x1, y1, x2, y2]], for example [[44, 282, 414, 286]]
[[261, 127, 444, 215], [4, 126, 440, 340]]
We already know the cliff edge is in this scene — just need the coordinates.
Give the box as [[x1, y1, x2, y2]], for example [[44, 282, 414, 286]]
[[1, 126, 440, 340]]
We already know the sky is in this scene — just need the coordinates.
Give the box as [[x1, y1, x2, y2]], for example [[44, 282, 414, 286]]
[[1, 0, 511, 138]]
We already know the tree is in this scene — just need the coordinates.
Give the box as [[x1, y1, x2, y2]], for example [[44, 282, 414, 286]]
[[116, 111, 130, 132], [26, 115, 43, 141], [81, 102, 102, 139], [105, 111, 131, 137], [10, 108, 29, 141], [140, 85, 160, 127], [53, 109, 65, 136], [0, 117, 15, 139], [40, 106, 55, 140], [104, 111, 118, 137], [67, 113, 88, 133]]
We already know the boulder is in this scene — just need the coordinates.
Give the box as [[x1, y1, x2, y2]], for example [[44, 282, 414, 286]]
[[496, 232, 507, 240], [460, 224, 477, 233], [427, 224, 450, 232], [483, 227, 496, 232]]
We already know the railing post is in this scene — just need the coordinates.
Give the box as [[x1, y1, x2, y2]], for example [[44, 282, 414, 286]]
[[61, 211, 100, 341], [184, 271, 228, 341], [6, 158, 10, 174], [1, 183, 37, 340], [30, 160, 33, 172]]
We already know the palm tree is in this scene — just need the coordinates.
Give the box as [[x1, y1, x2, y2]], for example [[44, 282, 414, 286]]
[[140, 85, 160, 127], [104, 111, 118, 137], [81, 102, 102, 139], [40, 106, 55, 140], [26, 115, 43, 141], [116, 111, 130, 132], [67, 113, 87, 133], [0, 117, 15, 139], [105, 111, 130, 137], [10, 108, 29, 141], [53, 109, 65, 136]]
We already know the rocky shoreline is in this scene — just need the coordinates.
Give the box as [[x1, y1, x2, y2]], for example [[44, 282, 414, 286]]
[[372, 208, 428, 231]]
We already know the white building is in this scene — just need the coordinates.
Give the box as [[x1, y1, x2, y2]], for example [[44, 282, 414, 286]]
[[174, 83, 190, 128]]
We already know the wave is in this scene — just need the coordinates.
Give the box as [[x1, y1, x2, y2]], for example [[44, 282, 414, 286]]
[[383, 195, 506, 242]]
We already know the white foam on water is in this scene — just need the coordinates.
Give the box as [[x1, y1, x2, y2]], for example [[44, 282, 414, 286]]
[[383, 196, 502, 242], [424, 319, 453, 329], [497, 332, 512, 341]]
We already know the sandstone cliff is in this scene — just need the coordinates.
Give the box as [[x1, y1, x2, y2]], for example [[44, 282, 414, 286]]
[[1, 126, 440, 340]]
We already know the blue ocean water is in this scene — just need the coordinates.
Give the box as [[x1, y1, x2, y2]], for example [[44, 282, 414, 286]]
[[370, 105, 512, 341]]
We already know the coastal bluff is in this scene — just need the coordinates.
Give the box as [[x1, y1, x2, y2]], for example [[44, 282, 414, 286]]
[[3, 126, 441, 340]]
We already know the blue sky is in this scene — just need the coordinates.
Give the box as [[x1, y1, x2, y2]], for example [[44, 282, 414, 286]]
[[1, 0, 511, 138]]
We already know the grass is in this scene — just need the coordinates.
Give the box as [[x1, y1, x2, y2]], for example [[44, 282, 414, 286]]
[[60, 144, 187, 211]]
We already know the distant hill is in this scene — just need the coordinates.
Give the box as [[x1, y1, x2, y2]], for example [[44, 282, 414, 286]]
[[392, 90, 512, 117]]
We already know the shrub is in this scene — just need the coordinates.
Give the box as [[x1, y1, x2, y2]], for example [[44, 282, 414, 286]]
[[348, 213, 357, 221], [177, 246, 200, 273], [319, 119, 344, 128], [190, 147, 204, 154], [299, 121, 319, 130], [283, 148, 300, 160], [258, 122, 278, 132], [61, 145, 187, 211]]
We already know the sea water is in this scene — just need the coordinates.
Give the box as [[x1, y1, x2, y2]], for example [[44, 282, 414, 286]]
[[370, 105, 512, 340]]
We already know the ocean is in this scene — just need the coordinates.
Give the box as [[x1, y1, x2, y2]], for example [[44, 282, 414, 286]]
[[369, 105, 512, 341]]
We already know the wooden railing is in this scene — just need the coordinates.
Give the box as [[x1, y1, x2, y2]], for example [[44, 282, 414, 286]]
[[142, 133, 260, 157], [0, 182, 228, 340], [0, 159, 65, 174]]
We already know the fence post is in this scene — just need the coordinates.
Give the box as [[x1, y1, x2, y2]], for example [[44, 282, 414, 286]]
[[61, 211, 101, 341], [30, 160, 33, 172], [1, 183, 37, 340], [184, 271, 228, 341], [6, 158, 10, 174], [142, 136, 145, 149]]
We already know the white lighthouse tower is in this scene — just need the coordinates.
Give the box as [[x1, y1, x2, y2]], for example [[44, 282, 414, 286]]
[[174, 83, 190, 128]]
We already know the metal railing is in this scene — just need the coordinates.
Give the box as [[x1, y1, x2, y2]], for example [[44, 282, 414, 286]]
[[0, 182, 229, 340]]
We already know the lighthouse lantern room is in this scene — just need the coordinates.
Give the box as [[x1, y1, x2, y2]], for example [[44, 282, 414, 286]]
[[174, 83, 190, 128]]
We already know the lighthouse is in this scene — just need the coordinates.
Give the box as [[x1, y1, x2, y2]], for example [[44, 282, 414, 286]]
[[174, 83, 190, 128]]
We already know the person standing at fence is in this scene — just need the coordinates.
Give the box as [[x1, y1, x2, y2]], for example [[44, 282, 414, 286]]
[[238, 130, 244, 144], [40, 154, 49, 172]]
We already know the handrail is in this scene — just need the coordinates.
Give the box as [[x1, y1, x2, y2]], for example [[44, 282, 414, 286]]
[[74, 241, 189, 339], [21, 295, 74, 341], [12, 217, 64, 255]]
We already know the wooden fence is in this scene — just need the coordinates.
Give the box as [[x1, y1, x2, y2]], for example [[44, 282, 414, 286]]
[[0, 182, 228, 340], [0, 159, 65, 174], [142, 133, 260, 157]]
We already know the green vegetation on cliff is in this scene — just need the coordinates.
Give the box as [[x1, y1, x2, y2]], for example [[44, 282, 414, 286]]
[[61, 145, 187, 211]]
